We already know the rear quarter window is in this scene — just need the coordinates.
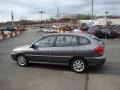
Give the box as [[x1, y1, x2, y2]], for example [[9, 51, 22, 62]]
[[89, 34, 102, 42], [88, 34, 104, 45]]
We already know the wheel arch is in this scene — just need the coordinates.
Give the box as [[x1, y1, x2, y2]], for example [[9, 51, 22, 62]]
[[15, 53, 27, 61], [69, 56, 88, 66]]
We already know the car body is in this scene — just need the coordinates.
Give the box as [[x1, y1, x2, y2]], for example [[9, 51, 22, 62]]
[[11, 33, 106, 73]]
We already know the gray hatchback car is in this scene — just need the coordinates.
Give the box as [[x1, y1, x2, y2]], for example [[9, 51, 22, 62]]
[[11, 33, 106, 73]]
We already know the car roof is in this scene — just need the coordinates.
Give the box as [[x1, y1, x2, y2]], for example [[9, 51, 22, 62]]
[[45, 32, 90, 37]]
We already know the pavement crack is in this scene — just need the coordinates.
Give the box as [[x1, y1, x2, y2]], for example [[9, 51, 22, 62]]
[[84, 71, 89, 90]]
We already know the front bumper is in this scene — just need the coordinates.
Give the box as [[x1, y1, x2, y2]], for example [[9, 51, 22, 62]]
[[85, 54, 106, 66], [11, 53, 17, 61]]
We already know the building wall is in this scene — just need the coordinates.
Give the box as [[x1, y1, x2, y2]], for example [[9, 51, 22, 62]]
[[80, 19, 120, 26]]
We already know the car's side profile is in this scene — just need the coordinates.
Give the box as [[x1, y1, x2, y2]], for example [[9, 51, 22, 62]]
[[11, 33, 106, 73]]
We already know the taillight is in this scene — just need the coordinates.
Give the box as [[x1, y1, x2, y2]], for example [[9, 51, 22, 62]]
[[95, 46, 104, 54]]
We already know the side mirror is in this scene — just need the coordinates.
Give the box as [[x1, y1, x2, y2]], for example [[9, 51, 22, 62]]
[[31, 44, 36, 49]]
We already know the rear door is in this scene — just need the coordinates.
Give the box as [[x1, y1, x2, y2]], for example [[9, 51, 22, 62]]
[[51, 35, 78, 64]]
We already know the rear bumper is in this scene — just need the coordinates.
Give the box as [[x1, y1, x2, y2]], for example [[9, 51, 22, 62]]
[[85, 54, 106, 66]]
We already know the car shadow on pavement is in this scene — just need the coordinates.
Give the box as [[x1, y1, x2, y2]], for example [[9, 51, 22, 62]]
[[28, 63, 71, 72], [25, 62, 120, 75]]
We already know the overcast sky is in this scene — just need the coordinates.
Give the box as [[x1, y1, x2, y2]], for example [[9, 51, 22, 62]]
[[0, 0, 119, 22]]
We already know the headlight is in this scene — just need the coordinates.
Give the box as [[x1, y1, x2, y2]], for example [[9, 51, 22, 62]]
[[11, 49, 18, 54]]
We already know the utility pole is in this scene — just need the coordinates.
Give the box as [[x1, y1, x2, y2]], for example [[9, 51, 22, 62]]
[[38, 11, 45, 21], [91, 0, 94, 27], [105, 11, 109, 26], [56, 6, 60, 27], [11, 10, 14, 28], [57, 6, 60, 20], [38, 11, 45, 30]]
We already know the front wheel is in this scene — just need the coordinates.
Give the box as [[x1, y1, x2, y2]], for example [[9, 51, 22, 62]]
[[71, 59, 87, 73], [16, 55, 29, 67]]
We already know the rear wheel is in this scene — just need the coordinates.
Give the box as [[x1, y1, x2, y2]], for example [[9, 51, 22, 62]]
[[16, 55, 29, 67], [71, 58, 87, 73]]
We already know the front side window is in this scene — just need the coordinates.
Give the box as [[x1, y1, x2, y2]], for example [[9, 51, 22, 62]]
[[55, 35, 78, 47], [35, 35, 55, 47]]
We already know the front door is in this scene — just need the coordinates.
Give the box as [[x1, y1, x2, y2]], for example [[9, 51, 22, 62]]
[[28, 35, 56, 62]]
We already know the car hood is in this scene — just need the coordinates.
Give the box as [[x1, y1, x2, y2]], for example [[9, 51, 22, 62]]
[[12, 45, 30, 52]]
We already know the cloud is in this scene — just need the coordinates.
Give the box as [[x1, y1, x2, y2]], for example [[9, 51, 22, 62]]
[[0, 0, 120, 22]]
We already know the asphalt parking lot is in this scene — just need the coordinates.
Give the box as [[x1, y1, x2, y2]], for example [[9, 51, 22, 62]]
[[0, 28, 120, 90]]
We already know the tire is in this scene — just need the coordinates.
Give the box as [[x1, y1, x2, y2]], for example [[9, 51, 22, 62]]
[[71, 58, 87, 73], [16, 55, 29, 67]]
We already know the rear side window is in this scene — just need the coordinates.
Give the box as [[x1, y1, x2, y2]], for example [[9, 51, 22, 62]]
[[55, 35, 78, 47], [78, 36, 90, 45], [71, 36, 78, 46]]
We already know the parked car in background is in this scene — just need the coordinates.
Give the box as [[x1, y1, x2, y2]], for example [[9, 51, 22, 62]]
[[88, 26, 103, 38], [102, 25, 119, 38], [0, 27, 16, 34], [11, 33, 106, 73], [87, 27, 96, 35], [43, 28, 57, 33], [3, 27, 16, 32], [80, 23, 89, 31], [112, 25, 120, 37], [88, 25, 120, 39]]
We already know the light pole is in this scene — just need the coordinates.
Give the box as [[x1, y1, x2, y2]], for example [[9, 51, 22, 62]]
[[105, 11, 109, 26], [11, 10, 14, 28], [38, 11, 45, 22]]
